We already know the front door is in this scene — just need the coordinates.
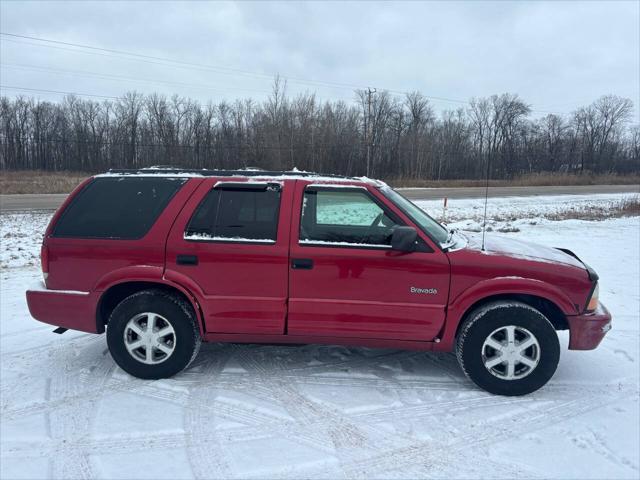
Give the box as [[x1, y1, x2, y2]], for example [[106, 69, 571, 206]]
[[165, 178, 293, 335], [287, 182, 450, 341]]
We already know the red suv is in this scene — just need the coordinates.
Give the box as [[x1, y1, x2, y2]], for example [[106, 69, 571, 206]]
[[26, 169, 611, 395]]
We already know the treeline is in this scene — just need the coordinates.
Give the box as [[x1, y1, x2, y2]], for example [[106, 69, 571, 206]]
[[1, 81, 637, 179]]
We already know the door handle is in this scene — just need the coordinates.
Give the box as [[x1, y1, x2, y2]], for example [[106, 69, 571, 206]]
[[177, 254, 198, 266], [291, 258, 314, 270]]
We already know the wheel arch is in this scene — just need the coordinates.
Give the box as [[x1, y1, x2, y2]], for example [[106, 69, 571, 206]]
[[96, 280, 205, 336], [438, 281, 571, 351], [454, 293, 568, 336]]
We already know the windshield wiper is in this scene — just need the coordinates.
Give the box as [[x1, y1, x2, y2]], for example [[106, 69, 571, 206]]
[[440, 227, 456, 248]]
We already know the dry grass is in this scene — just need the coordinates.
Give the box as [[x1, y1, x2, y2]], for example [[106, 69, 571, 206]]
[[441, 195, 640, 229], [543, 195, 640, 221], [617, 195, 640, 216], [0, 171, 91, 194], [388, 172, 640, 188], [1, 170, 639, 194]]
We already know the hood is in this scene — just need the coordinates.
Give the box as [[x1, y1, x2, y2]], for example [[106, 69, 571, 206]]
[[461, 232, 586, 269]]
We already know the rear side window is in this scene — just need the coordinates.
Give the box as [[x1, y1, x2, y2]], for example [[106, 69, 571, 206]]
[[185, 184, 281, 243], [53, 177, 186, 239]]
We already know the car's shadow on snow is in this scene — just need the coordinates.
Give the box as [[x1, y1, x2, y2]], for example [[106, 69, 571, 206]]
[[192, 341, 468, 386], [3, 330, 625, 407]]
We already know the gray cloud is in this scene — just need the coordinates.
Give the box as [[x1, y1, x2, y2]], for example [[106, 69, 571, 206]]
[[1, 0, 638, 118]]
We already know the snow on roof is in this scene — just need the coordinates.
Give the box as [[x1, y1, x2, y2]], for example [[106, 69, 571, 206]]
[[96, 168, 387, 187]]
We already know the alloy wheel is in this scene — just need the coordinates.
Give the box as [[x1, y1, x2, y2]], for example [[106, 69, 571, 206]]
[[123, 312, 176, 365], [481, 325, 541, 380]]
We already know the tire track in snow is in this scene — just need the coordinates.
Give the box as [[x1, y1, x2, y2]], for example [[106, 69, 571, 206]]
[[226, 346, 416, 472], [224, 345, 475, 477], [3, 330, 638, 478], [4, 366, 635, 476], [579, 428, 639, 473], [184, 344, 238, 479], [338, 387, 638, 478], [46, 342, 116, 479]]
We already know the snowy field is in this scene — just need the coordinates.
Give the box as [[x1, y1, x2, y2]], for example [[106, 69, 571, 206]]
[[1, 193, 639, 479]]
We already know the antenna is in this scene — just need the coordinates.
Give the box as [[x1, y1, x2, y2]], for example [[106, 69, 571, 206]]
[[481, 154, 492, 251]]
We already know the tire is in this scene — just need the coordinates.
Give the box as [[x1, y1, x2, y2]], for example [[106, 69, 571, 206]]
[[456, 301, 560, 396], [106, 289, 202, 379]]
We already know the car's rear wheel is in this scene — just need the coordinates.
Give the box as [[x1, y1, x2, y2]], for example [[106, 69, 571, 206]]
[[456, 301, 560, 396], [106, 289, 201, 379]]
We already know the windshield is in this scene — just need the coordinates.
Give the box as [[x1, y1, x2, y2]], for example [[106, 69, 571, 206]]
[[381, 186, 450, 245]]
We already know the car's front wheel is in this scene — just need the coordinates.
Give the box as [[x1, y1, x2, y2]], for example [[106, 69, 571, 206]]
[[456, 301, 560, 396], [106, 289, 202, 379]]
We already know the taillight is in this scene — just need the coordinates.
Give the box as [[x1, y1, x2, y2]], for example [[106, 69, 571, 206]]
[[586, 283, 599, 312], [40, 242, 49, 283]]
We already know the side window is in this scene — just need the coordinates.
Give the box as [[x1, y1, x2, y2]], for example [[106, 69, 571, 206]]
[[185, 185, 280, 242], [300, 189, 400, 247], [53, 177, 186, 239]]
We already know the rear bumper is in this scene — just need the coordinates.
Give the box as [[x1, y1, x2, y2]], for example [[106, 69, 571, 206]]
[[26, 281, 99, 334], [566, 302, 612, 350]]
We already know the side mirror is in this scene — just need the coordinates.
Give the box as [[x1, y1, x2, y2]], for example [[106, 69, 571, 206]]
[[391, 226, 417, 252]]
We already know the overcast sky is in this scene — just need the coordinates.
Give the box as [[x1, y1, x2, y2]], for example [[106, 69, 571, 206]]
[[1, 1, 638, 120]]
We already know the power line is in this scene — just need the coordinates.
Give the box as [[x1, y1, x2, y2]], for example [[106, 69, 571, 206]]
[[0, 38, 357, 103], [0, 32, 368, 93], [0, 62, 357, 104], [0, 32, 573, 115], [0, 62, 274, 97], [0, 32, 479, 107], [0, 84, 358, 141], [0, 82, 567, 124], [0, 85, 119, 99]]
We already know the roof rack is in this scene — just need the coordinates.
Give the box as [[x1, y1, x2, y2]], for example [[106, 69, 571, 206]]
[[105, 167, 358, 180]]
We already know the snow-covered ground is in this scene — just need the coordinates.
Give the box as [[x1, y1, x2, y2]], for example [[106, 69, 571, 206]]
[[414, 192, 639, 232], [1, 194, 639, 479]]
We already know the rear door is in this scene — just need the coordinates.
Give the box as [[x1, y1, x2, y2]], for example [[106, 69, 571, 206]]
[[165, 178, 293, 335], [287, 182, 450, 341]]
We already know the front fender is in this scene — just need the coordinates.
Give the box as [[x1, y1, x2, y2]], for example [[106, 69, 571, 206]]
[[437, 276, 577, 351]]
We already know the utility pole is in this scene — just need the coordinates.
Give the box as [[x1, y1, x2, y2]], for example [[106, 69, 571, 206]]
[[365, 87, 376, 177]]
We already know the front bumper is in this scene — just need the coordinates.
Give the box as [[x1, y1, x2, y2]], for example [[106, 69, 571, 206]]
[[26, 281, 99, 334], [566, 302, 612, 350]]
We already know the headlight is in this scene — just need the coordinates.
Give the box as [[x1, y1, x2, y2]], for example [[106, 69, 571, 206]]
[[586, 283, 599, 312]]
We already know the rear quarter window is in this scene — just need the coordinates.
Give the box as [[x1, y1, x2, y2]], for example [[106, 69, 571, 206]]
[[52, 177, 186, 239]]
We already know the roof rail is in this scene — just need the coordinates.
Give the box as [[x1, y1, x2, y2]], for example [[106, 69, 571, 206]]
[[105, 167, 359, 180]]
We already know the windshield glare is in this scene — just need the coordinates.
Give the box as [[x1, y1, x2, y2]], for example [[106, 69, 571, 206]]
[[381, 186, 450, 245]]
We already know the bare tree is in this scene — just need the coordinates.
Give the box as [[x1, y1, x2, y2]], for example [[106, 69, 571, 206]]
[[0, 88, 635, 179]]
